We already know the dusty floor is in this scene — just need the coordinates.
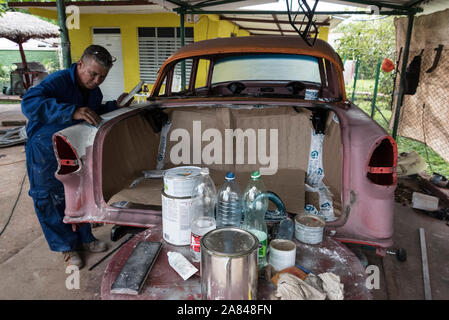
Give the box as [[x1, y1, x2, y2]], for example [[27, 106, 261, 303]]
[[0, 103, 448, 300]]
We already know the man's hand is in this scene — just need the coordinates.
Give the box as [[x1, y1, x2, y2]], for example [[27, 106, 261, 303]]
[[72, 107, 102, 126], [116, 92, 133, 108]]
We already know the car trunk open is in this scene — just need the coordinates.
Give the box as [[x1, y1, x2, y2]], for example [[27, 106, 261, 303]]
[[101, 105, 343, 223]]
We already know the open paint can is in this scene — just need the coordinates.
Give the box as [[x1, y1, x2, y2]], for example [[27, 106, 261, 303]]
[[294, 214, 325, 245], [200, 227, 258, 300]]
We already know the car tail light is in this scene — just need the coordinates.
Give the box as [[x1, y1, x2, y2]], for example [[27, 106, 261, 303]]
[[367, 137, 397, 186], [54, 135, 80, 175]]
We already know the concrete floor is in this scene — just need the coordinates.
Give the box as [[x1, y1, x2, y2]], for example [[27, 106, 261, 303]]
[[1, 103, 448, 300]]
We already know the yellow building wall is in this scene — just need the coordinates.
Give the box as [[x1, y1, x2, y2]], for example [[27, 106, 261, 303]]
[[28, 9, 327, 91], [29, 9, 250, 92], [318, 26, 329, 42]]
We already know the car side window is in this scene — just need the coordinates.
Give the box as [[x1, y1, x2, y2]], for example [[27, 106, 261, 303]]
[[171, 58, 193, 94], [195, 59, 211, 89]]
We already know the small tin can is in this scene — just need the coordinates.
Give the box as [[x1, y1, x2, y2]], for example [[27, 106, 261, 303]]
[[163, 166, 201, 198], [268, 239, 297, 272], [294, 214, 325, 245]]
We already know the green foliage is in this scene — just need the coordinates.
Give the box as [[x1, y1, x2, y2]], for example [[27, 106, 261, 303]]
[[335, 16, 396, 95]]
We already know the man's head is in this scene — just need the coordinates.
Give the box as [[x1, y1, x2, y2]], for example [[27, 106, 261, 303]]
[[76, 45, 115, 90]]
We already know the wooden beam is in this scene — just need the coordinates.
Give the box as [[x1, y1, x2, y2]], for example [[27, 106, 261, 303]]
[[8, 1, 156, 7], [218, 14, 253, 36], [244, 27, 305, 34], [272, 14, 283, 36], [220, 16, 330, 26]]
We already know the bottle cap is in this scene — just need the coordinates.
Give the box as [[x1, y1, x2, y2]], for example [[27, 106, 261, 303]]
[[225, 172, 235, 180], [251, 170, 261, 180], [200, 167, 209, 175]]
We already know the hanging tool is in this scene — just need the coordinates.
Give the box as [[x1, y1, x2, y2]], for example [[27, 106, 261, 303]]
[[88, 234, 135, 271], [426, 44, 444, 73]]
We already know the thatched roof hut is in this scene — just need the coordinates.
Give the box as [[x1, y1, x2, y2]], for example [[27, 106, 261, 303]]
[[0, 11, 59, 43]]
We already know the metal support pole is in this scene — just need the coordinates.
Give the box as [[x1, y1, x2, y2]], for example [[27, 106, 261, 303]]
[[180, 12, 186, 91], [392, 13, 415, 139], [351, 56, 360, 102], [56, 0, 71, 69], [371, 58, 381, 118]]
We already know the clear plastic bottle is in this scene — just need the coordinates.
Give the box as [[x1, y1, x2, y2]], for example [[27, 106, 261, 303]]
[[190, 167, 217, 262], [276, 217, 294, 240], [216, 172, 243, 228], [242, 170, 269, 268]]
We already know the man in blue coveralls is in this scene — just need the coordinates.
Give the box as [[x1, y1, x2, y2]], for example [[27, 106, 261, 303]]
[[21, 45, 132, 269]]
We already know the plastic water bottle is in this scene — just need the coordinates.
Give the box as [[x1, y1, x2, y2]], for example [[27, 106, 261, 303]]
[[242, 170, 269, 268], [190, 168, 217, 262], [276, 217, 294, 240], [216, 172, 243, 228]]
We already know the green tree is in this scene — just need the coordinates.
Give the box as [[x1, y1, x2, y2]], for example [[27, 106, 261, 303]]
[[334, 16, 396, 95]]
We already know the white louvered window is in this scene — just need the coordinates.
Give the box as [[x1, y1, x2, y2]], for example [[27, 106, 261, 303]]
[[138, 27, 194, 84]]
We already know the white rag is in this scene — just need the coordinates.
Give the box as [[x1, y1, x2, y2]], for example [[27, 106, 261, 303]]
[[275, 273, 326, 300], [275, 272, 344, 300]]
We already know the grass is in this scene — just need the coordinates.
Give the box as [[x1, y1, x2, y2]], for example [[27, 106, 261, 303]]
[[0, 100, 21, 104], [0, 50, 59, 68], [0, 50, 61, 89], [348, 80, 449, 178]]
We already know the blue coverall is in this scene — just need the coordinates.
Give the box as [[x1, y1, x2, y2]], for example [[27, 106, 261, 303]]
[[21, 63, 117, 252]]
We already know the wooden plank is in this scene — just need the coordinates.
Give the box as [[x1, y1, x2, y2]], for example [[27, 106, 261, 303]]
[[419, 227, 432, 300]]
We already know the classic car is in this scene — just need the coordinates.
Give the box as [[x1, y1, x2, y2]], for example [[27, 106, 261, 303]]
[[53, 36, 397, 255]]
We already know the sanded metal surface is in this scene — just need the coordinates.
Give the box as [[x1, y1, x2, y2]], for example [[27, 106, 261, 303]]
[[101, 226, 372, 300]]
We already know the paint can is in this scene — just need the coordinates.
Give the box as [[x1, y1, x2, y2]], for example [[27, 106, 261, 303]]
[[161, 190, 197, 246], [163, 166, 201, 198], [268, 239, 297, 272], [200, 227, 259, 300], [294, 214, 325, 245]]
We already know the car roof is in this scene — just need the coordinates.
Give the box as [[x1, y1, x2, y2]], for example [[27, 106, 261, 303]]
[[162, 35, 344, 71]]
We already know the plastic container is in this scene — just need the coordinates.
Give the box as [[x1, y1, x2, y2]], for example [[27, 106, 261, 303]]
[[190, 168, 217, 262], [216, 172, 243, 228], [412, 192, 439, 211], [242, 170, 269, 268], [276, 217, 294, 240]]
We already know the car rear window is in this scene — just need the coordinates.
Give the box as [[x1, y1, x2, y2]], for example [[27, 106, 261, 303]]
[[211, 54, 321, 84]]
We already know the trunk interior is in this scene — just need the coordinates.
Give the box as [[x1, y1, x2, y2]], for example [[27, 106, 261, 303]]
[[101, 105, 343, 221]]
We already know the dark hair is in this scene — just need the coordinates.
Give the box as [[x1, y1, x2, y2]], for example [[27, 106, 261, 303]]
[[81, 45, 115, 68]]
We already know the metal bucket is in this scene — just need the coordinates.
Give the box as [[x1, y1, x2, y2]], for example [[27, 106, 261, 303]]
[[161, 190, 197, 246], [200, 227, 259, 300], [294, 214, 325, 245], [163, 166, 201, 198]]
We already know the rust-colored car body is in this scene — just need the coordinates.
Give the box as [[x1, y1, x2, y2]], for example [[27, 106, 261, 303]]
[[53, 36, 397, 255]]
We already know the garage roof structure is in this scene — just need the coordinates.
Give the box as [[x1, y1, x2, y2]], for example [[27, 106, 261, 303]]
[[8, 0, 432, 139], [158, 0, 427, 139]]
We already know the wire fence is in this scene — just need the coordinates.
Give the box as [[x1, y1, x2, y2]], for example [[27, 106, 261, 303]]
[[347, 54, 449, 178]]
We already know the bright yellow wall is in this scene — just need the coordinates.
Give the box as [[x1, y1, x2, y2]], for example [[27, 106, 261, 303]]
[[318, 26, 329, 42], [29, 9, 248, 91], [28, 9, 326, 90]]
